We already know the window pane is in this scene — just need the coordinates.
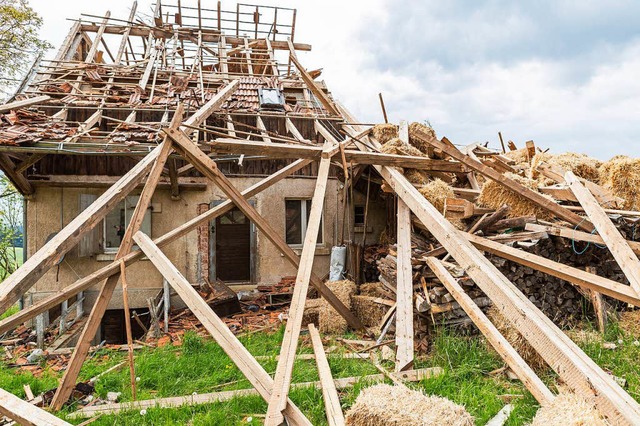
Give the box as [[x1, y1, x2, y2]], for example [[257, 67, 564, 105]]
[[285, 200, 302, 245], [354, 205, 365, 226], [104, 201, 125, 250]]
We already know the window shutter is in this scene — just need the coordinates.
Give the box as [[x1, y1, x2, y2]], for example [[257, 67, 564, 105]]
[[78, 194, 101, 257]]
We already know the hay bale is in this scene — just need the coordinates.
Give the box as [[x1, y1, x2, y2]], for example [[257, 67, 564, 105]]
[[345, 384, 474, 426], [478, 172, 554, 220], [404, 168, 429, 185], [408, 122, 438, 155], [302, 298, 321, 327], [486, 306, 547, 371], [618, 309, 640, 338], [530, 392, 606, 426], [372, 124, 398, 144], [381, 137, 425, 158], [319, 280, 357, 334], [352, 295, 388, 329], [359, 282, 388, 298], [419, 178, 454, 214], [504, 148, 530, 166], [598, 156, 640, 210], [530, 152, 601, 182]]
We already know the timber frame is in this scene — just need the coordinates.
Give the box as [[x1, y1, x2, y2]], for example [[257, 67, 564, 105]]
[[1, 1, 640, 425]]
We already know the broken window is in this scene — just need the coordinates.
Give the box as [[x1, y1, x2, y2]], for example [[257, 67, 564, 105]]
[[103, 196, 151, 252], [285, 199, 323, 246]]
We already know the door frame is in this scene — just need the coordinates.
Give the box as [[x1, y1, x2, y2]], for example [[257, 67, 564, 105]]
[[209, 199, 257, 284]]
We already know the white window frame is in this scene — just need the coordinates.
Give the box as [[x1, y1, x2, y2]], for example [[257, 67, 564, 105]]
[[285, 198, 324, 247]]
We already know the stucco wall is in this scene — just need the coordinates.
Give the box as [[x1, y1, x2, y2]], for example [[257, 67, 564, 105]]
[[24, 176, 387, 311]]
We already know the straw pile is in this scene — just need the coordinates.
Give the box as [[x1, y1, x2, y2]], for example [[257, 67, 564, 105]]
[[381, 137, 425, 157], [345, 384, 474, 426], [408, 122, 437, 155], [486, 306, 547, 371], [598, 156, 640, 210], [404, 168, 429, 185], [618, 309, 640, 338], [352, 296, 388, 329], [530, 392, 606, 426], [530, 152, 601, 182], [319, 280, 357, 334], [419, 178, 454, 214], [372, 123, 398, 144], [478, 172, 554, 219], [504, 148, 530, 166]]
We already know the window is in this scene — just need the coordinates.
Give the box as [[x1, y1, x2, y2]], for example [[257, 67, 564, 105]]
[[103, 196, 151, 252], [354, 205, 365, 227], [285, 199, 323, 245]]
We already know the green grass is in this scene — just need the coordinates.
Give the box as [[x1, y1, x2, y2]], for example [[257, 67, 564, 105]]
[[1, 320, 640, 425]]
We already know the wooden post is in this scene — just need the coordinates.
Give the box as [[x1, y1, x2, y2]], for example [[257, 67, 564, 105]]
[[132, 231, 312, 426], [308, 324, 345, 426], [586, 266, 608, 333], [395, 199, 414, 372], [120, 260, 137, 400], [266, 150, 332, 425], [163, 278, 170, 333], [378, 93, 388, 123]]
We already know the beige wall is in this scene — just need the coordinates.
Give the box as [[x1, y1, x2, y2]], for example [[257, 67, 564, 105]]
[[25, 176, 387, 310]]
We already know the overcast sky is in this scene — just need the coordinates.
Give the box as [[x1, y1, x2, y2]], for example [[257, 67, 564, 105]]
[[30, 0, 640, 159]]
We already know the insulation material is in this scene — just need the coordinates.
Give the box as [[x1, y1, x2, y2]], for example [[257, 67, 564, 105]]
[[381, 137, 425, 158], [598, 156, 640, 210], [319, 280, 357, 334], [530, 152, 601, 182], [372, 123, 398, 144], [478, 173, 554, 220], [408, 122, 438, 155], [530, 392, 606, 426], [345, 384, 474, 426], [418, 178, 454, 214], [486, 306, 547, 372]]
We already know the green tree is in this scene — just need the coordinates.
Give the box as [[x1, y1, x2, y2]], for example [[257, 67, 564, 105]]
[[0, 0, 51, 97], [0, 175, 22, 279]]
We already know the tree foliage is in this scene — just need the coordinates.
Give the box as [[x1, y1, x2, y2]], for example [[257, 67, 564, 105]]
[[0, 0, 51, 95], [0, 175, 22, 279]]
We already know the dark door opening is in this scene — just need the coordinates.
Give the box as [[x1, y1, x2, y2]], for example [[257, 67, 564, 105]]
[[212, 207, 251, 282], [100, 309, 150, 344]]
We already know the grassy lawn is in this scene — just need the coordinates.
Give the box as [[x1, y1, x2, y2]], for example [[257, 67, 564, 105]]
[[0, 319, 639, 425]]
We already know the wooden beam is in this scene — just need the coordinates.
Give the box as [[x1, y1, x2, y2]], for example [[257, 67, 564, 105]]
[[0, 387, 71, 426], [0, 146, 161, 315], [255, 115, 272, 143], [266, 150, 332, 425], [0, 154, 33, 196], [0, 95, 50, 113], [165, 127, 364, 330], [395, 200, 414, 372], [427, 257, 554, 405], [410, 130, 593, 232], [308, 324, 345, 426], [184, 80, 239, 130], [15, 153, 46, 174], [85, 12, 111, 63], [285, 117, 310, 143], [289, 52, 339, 116], [132, 231, 312, 426], [0, 159, 313, 336], [167, 158, 180, 200], [566, 171, 640, 295], [70, 367, 442, 419], [340, 109, 640, 423]]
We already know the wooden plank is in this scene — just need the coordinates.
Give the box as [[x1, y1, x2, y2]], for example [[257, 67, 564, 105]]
[[395, 200, 414, 372], [308, 324, 346, 426], [84, 12, 111, 63], [566, 171, 640, 295], [50, 107, 185, 410], [410, 130, 593, 232], [0, 145, 161, 315], [119, 260, 137, 400], [132, 231, 312, 426], [165, 127, 363, 330], [0, 387, 71, 426], [70, 367, 443, 419], [340, 109, 640, 423], [266, 151, 332, 425], [0, 95, 50, 113], [285, 117, 310, 143], [0, 159, 313, 336], [183, 80, 239, 130], [0, 154, 33, 196], [426, 257, 554, 405], [289, 53, 339, 116]]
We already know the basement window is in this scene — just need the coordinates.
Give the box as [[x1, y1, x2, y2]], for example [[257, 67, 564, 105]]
[[104, 196, 151, 253], [285, 199, 323, 246]]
